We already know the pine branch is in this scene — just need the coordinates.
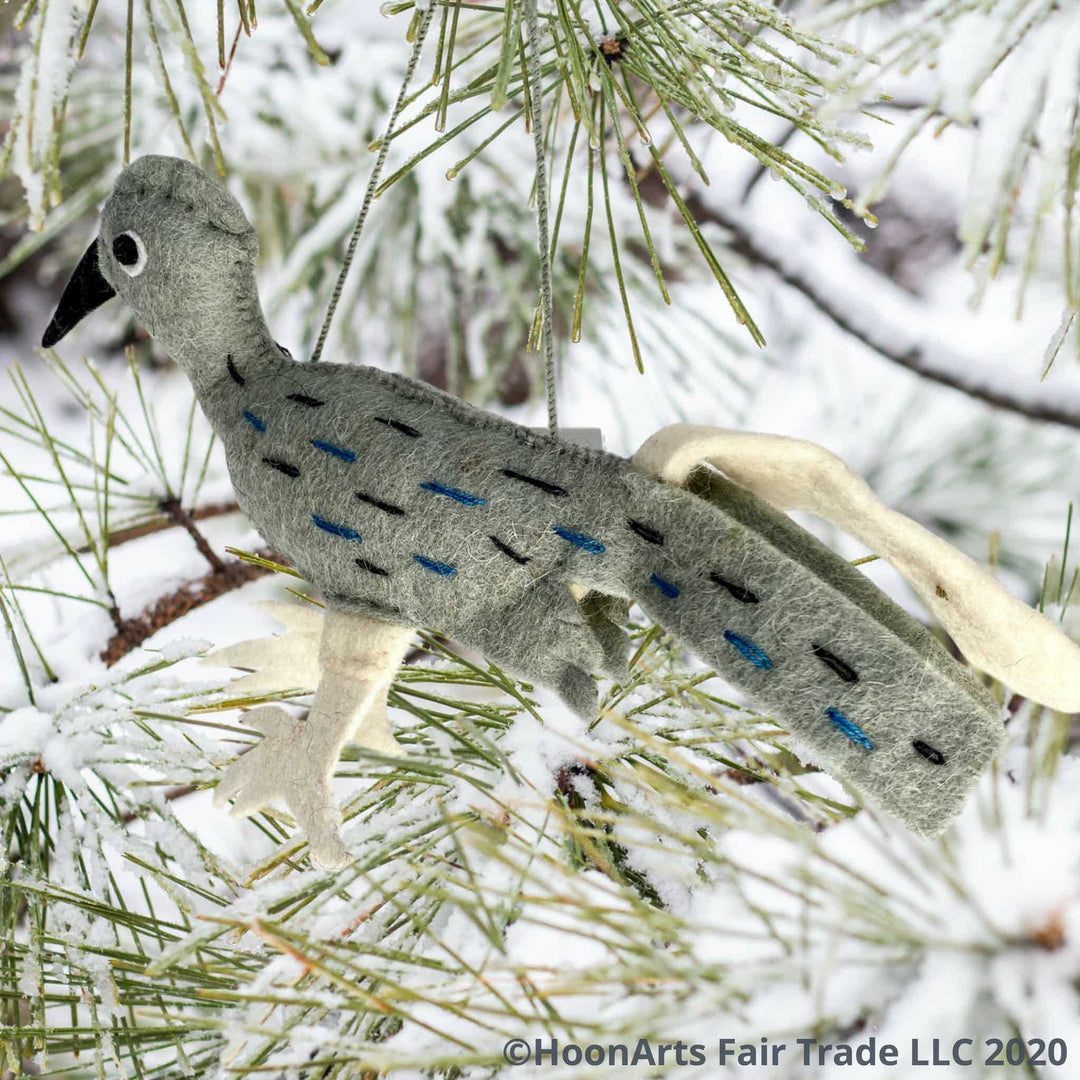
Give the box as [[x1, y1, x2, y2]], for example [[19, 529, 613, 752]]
[[99, 554, 272, 666], [3, 0, 874, 364], [689, 189, 1080, 431], [817, 0, 1080, 353], [74, 499, 240, 554], [157, 495, 226, 573]]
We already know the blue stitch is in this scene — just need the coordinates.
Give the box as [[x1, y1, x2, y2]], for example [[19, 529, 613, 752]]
[[825, 707, 874, 751], [312, 439, 356, 463], [413, 553, 456, 577], [552, 525, 605, 554], [419, 480, 486, 506], [650, 572, 680, 599], [243, 410, 266, 432], [311, 514, 361, 541], [722, 629, 772, 670]]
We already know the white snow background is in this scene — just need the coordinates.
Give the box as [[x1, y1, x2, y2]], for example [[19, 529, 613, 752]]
[[1, 1, 1078, 1077]]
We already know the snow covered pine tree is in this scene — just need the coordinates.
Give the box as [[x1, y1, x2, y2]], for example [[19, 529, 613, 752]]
[[1, 1, 1079, 1076]]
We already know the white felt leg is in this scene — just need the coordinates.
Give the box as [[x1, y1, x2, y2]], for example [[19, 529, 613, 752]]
[[353, 680, 401, 755], [633, 423, 1080, 712], [318, 606, 414, 753], [213, 609, 415, 871]]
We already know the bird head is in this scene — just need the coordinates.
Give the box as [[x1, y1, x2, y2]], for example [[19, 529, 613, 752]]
[[42, 155, 260, 357]]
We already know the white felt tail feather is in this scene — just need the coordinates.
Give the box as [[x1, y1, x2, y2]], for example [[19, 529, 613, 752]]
[[633, 424, 1080, 713]]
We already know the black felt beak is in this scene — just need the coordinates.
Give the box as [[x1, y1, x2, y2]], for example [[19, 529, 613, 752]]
[[41, 239, 116, 348]]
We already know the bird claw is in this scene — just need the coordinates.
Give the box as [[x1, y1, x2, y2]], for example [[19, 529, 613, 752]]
[[214, 704, 354, 871], [201, 602, 322, 697]]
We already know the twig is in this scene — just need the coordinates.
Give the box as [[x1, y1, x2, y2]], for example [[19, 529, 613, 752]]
[[121, 784, 198, 823], [159, 497, 227, 573], [692, 194, 1080, 431], [100, 556, 273, 666], [76, 501, 240, 555], [216, 18, 244, 96]]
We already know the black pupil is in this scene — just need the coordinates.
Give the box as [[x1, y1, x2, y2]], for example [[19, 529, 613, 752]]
[[112, 234, 139, 266]]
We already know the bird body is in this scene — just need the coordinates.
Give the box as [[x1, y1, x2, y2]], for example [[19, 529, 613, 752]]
[[167, 347, 1009, 837], [42, 155, 1006, 848], [207, 352, 642, 710]]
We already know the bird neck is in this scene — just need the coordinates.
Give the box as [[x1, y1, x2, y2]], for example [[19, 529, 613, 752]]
[[179, 321, 278, 395], [151, 266, 280, 403], [178, 327, 286, 444]]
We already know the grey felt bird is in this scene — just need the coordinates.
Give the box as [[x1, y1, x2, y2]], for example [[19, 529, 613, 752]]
[[43, 155, 1006, 867]]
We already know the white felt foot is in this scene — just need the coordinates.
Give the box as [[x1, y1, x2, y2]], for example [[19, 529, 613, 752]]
[[213, 703, 353, 870], [352, 685, 403, 756], [210, 608, 416, 870], [202, 601, 322, 695]]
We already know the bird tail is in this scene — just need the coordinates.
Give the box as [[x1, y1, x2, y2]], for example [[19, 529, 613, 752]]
[[600, 466, 1003, 836]]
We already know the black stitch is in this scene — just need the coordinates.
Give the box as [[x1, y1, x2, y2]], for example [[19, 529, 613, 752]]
[[276, 341, 292, 359], [355, 491, 405, 516], [501, 468, 568, 497], [262, 457, 300, 478], [360, 366, 598, 464], [709, 573, 759, 604], [490, 534, 530, 565], [627, 518, 664, 545], [913, 739, 946, 765], [227, 354, 244, 386], [355, 557, 389, 577], [375, 416, 422, 438], [288, 393, 325, 408], [812, 644, 859, 683]]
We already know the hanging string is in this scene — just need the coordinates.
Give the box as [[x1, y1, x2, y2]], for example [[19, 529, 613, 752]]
[[521, 0, 559, 434], [311, 4, 435, 364]]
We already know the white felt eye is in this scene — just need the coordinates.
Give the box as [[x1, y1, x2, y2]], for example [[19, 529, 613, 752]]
[[112, 231, 148, 277]]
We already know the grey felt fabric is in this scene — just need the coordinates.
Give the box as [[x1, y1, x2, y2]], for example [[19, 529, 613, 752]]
[[76, 155, 1003, 835]]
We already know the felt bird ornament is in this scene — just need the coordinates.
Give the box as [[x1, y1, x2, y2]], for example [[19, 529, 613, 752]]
[[43, 156, 1080, 869]]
